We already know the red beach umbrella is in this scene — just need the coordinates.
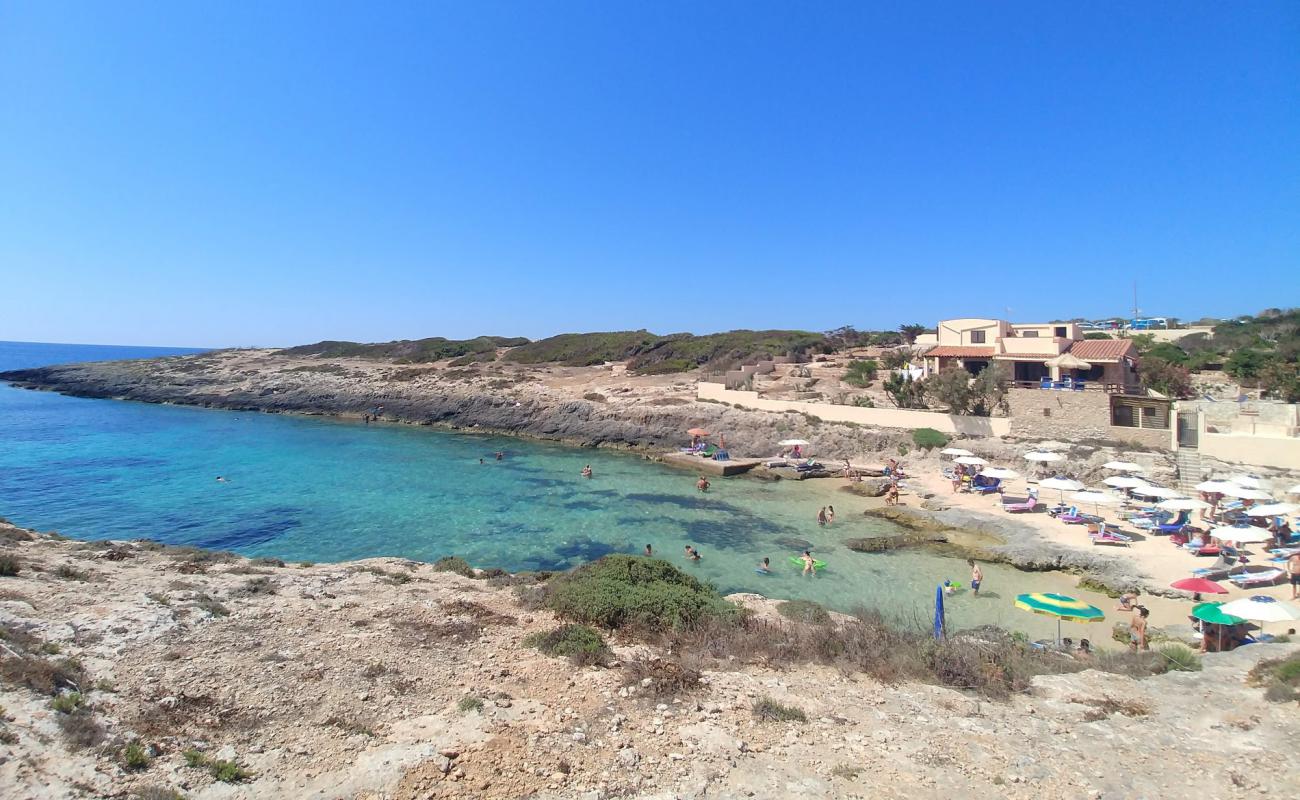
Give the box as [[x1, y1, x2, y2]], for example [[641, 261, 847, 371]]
[[1170, 577, 1228, 595], [687, 428, 710, 436]]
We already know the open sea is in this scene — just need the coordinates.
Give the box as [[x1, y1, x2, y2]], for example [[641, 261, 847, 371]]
[[0, 340, 1106, 638]]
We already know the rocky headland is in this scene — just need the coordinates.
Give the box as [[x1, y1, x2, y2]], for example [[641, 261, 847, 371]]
[[2, 522, 1298, 800]]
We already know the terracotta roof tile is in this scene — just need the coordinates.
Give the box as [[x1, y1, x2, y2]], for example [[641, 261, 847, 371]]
[[924, 346, 996, 358], [1067, 339, 1137, 361]]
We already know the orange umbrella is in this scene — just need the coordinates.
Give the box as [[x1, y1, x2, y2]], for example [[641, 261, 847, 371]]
[[687, 428, 710, 436]]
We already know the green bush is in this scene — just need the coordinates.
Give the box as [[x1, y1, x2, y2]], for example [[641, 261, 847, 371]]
[[524, 624, 611, 665], [122, 741, 151, 770], [279, 336, 527, 363], [433, 556, 474, 577], [776, 600, 832, 625], [752, 697, 807, 722], [543, 555, 737, 632], [51, 692, 84, 714], [1249, 652, 1300, 702], [209, 760, 251, 783], [457, 695, 484, 713], [842, 360, 878, 387], [1156, 644, 1202, 673], [911, 428, 949, 450], [0, 556, 19, 576]]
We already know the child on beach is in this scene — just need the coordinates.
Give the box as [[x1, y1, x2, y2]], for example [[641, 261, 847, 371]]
[[968, 559, 982, 596]]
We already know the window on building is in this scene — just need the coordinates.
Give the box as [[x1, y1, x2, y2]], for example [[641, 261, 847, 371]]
[[970, 330, 986, 344], [1021, 330, 1039, 338], [1054, 326, 1068, 338]]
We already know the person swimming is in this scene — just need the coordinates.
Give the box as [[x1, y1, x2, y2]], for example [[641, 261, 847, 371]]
[[644, 544, 653, 557], [757, 557, 771, 574], [215, 476, 228, 483], [696, 475, 710, 492], [581, 464, 593, 478], [801, 550, 816, 574], [684, 545, 701, 561]]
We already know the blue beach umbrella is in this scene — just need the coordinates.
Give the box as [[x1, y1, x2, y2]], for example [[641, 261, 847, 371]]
[[934, 584, 946, 640]]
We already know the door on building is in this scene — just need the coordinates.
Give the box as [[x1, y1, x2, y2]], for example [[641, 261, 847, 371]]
[[1013, 361, 1048, 383], [1176, 412, 1199, 448]]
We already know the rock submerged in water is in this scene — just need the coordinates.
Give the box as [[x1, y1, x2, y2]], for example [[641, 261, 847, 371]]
[[844, 531, 948, 552], [840, 478, 890, 497]]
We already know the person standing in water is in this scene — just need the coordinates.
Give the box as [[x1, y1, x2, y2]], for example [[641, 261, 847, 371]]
[[757, 557, 772, 574], [968, 559, 982, 596], [826, 505, 835, 525], [644, 544, 653, 557], [581, 464, 593, 478], [684, 545, 701, 561], [696, 475, 710, 492], [816, 507, 827, 526], [801, 550, 816, 574]]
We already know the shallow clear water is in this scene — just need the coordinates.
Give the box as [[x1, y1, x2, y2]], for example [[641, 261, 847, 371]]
[[0, 341, 1113, 640]]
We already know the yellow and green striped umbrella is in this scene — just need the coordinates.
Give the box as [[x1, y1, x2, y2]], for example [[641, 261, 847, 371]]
[[1015, 592, 1104, 644]]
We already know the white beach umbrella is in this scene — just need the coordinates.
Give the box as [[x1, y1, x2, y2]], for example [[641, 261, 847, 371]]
[[1230, 475, 1266, 490], [1103, 461, 1144, 472], [1220, 485, 1274, 501], [955, 456, 987, 466], [1157, 498, 1211, 511], [980, 468, 1020, 480], [1040, 477, 1084, 504], [1103, 476, 1148, 489], [1219, 596, 1300, 624], [1210, 526, 1272, 543], [1195, 480, 1239, 493], [1245, 502, 1300, 517], [1130, 485, 1185, 500], [941, 448, 974, 457], [1024, 451, 1064, 463], [777, 439, 810, 447], [1071, 491, 1121, 516]]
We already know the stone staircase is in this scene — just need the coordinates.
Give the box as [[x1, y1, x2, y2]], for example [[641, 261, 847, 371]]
[[1175, 447, 1203, 491]]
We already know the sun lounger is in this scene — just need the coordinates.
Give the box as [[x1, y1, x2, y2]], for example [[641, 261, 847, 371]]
[[1191, 554, 1239, 579], [1156, 511, 1190, 535], [1090, 530, 1132, 546], [1001, 496, 1039, 513], [1228, 568, 1285, 588], [970, 477, 1001, 495]]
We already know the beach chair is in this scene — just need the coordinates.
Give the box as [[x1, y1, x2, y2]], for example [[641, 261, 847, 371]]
[[1039, 376, 1053, 389], [970, 477, 1001, 495], [1156, 511, 1191, 535], [1072, 380, 1087, 391], [1090, 529, 1132, 547], [1227, 568, 1285, 589], [1129, 511, 1172, 531], [1001, 495, 1039, 513], [1191, 554, 1238, 579]]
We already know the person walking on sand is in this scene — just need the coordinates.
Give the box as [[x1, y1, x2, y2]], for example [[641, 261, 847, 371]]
[[816, 507, 827, 526], [1129, 606, 1150, 651], [968, 559, 982, 596], [826, 505, 835, 525], [1288, 552, 1300, 600], [801, 550, 816, 574]]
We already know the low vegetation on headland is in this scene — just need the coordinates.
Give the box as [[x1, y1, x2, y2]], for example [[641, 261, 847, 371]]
[[517, 554, 1203, 700]]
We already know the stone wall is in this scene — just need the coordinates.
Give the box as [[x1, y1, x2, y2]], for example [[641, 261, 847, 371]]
[[1006, 388, 1171, 449]]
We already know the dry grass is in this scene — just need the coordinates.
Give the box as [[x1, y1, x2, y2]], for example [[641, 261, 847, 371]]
[[621, 656, 701, 696]]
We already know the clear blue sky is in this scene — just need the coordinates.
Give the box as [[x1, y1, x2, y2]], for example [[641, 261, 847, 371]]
[[2, 2, 1297, 347]]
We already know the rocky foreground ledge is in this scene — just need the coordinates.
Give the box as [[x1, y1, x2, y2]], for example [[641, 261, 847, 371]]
[[1, 521, 1298, 800]]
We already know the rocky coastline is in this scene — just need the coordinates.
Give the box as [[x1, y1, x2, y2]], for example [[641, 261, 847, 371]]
[[0, 349, 1179, 595]]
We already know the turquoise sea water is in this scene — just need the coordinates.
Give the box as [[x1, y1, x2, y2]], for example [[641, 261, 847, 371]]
[[0, 341, 1104, 637]]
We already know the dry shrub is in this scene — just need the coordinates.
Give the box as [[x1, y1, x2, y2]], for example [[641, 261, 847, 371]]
[[57, 709, 106, 749], [621, 656, 701, 696], [440, 599, 516, 626], [396, 618, 481, 644], [1079, 696, 1151, 721], [0, 653, 88, 695]]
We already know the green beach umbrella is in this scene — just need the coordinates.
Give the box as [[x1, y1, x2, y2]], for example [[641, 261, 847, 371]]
[[1015, 592, 1105, 645], [1192, 602, 1246, 652]]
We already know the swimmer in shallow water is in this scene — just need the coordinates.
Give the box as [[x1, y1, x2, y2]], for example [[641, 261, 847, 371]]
[[757, 557, 772, 574], [581, 464, 593, 478], [215, 476, 228, 483], [801, 550, 816, 574], [684, 545, 701, 561]]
